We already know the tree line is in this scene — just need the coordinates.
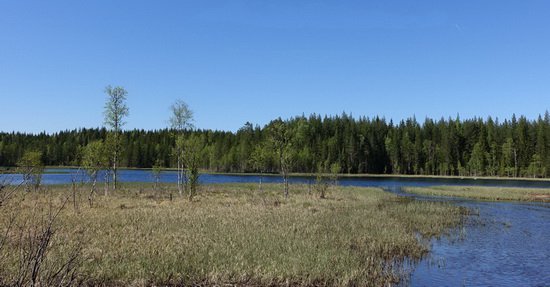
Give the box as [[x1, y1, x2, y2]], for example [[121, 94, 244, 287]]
[[2, 112, 549, 179]]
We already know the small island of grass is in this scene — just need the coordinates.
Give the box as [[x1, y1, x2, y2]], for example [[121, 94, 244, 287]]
[[404, 185, 550, 202]]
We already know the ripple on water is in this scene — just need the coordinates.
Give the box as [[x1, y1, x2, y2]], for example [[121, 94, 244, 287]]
[[409, 201, 550, 287]]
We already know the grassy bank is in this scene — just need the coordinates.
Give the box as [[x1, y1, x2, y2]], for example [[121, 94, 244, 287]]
[[0, 183, 467, 286], [404, 186, 550, 202], [0, 166, 17, 174]]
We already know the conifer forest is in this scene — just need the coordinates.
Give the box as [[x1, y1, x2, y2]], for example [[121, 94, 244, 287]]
[[2, 112, 549, 178]]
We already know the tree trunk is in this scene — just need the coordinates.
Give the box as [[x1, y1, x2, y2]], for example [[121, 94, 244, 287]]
[[113, 121, 119, 190], [283, 169, 289, 199], [176, 155, 184, 196], [113, 153, 117, 190], [177, 158, 180, 195], [177, 157, 184, 196], [89, 173, 97, 207], [307, 176, 312, 195], [92, 175, 97, 196], [72, 181, 78, 212], [259, 171, 263, 192], [513, 148, 518, 177], [104, 171, 109, 196]]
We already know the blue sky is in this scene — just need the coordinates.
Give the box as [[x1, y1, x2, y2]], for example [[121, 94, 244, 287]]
[[1, 1, 549, 133]]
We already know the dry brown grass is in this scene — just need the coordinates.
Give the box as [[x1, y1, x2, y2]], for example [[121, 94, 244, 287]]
[[1, 183, 467, 286], [404, 185, 550, 202]]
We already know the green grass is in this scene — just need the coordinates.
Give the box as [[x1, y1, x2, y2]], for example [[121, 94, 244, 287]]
[[1, 183, 467, 286], [0, 166, 17, 174], [404, 185, 550, 202]]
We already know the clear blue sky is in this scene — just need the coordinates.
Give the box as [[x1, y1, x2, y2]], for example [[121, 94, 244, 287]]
[[1, 1, 549, 133]]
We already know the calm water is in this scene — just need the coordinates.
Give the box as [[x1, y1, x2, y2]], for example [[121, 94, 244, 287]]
[[4, 168, 550, 189], [3, 168, 549, 286]]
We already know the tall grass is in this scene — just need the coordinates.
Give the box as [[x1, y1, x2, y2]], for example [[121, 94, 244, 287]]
[[1, 183, 466, 286], [404, 185, 550, 202]]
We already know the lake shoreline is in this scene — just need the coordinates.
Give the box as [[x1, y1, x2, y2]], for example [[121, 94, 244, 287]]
[[3, 166, 550, 182]]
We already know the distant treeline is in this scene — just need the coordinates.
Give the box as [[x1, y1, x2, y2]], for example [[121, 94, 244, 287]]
[[1, 112, 549, 178]]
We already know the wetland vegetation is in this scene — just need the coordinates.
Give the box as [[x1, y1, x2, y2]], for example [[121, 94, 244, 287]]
[[404, 185, 550, 202], [0, 183, 467, 286]]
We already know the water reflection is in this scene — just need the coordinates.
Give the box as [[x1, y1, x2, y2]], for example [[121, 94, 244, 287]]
[[3, 168, 550, 189]]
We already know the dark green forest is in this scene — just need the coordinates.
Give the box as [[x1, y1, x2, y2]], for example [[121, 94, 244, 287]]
[[1, 112, 549, 178]]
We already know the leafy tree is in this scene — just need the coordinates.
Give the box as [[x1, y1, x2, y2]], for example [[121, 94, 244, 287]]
[[17, 150, 43, 192], [423, 139, 436, 175], [169, 99, 194, 196], [330, 162, 341, 186], [501, 137, 516, 177], [314, 163, 329, 199], [151, 159, 163, 191], [268, 120, 294, 198], [249, 142, 271, 191], [183, 135, 202, 201], [385, 132, 400, 174], [527, 153, 543, 178], [82, 140, 107, 206], [535, 115, 548, 177], [103, 85, 129, 190], [173, 135, 186, 195], [2, 112, 550, 180], [169, 100, 194, 131], [468, 142, 486, 177]]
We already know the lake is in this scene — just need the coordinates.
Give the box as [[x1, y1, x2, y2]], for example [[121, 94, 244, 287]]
[[2, 168, 549, 286], [4, 168, 550, 189]]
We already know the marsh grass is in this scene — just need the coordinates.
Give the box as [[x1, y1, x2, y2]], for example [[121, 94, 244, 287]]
[[1, 183, 466, 286], [404, 185, 550, 202]]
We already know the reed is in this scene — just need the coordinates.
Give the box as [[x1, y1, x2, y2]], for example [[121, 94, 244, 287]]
[[404, 185, 550, 202], [0, 183, 466, 286]]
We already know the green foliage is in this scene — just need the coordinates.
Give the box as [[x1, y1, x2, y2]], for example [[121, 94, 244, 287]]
[[1, 112, 550, 179], [170, 99, 195, 196], [82, 140, 108, 205], [314, 163, 329, 199], [82, 140, 107, 175], [151, 159, 163, 190], [329, 162, 341, 186], [173, 134, 186, 195], [183, 135, 203, 201], [103, 85, 129, 130], [103, 85, 129, 190], [501, 137, 516, 176], [267, 119, 295, 197], [16, 150, 43, 191], [169, 99, 194, 131], [249, 142, 272, 173], [527, 153, 544, 178], [468, 142, 487, 176]]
